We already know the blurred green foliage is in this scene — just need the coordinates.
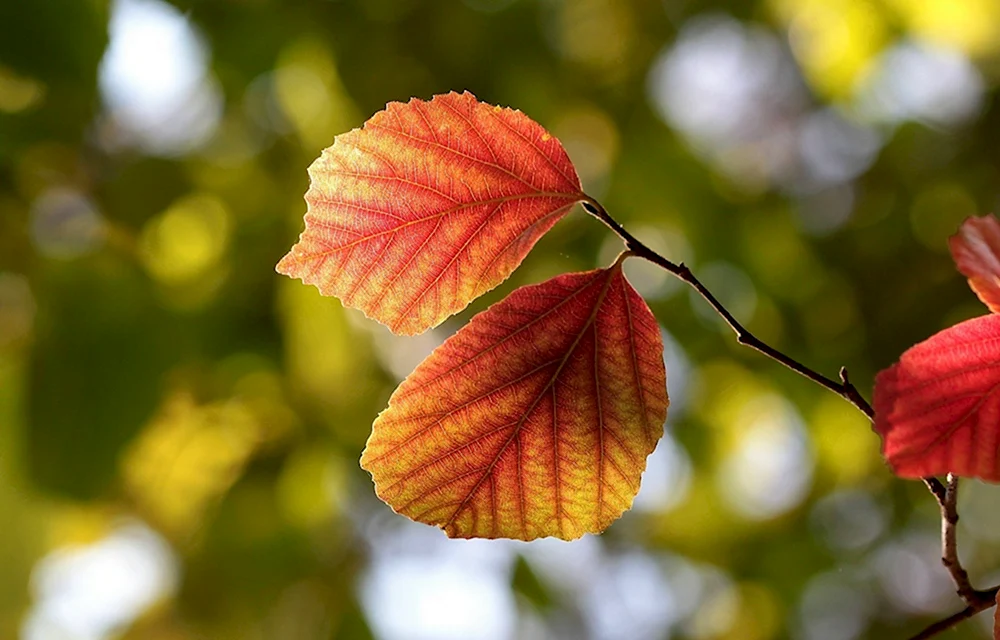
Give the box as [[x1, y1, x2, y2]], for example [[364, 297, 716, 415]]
[[2, 0, 1000, 639]]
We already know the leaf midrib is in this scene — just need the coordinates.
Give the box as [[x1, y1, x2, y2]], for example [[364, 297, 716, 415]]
[[296, 189, 581, 262], [441, 266, 623, 537]]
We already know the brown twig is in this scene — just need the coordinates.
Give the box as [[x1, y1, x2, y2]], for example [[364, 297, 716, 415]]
[[582, 197, 1000, 639], [923, 477, 947, 504], [940, 475, 977, 601], [582, 198, 874, 420], [908, 475, 999, 639], [908, 600, 998, 640]]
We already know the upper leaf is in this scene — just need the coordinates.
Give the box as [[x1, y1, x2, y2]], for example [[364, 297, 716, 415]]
[[949, 214, 1000, 314], [276, 91, 584, 335], [874, 314, 1000, 482], [360, 264, 668, 540]]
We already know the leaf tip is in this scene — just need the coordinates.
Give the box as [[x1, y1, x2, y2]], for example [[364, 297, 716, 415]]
[[275, 249, 300, 278]]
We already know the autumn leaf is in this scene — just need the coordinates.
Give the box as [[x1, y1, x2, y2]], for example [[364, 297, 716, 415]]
[[949, 214, 1000, 314], [994, 591, 999, 640], [874, 314, 1000, 482], [360, 262, 668, 540], [277, 91, 584, 335], [995, 592, 1000, 640]]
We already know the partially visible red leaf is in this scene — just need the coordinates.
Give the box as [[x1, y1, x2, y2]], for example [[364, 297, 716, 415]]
[[360, 263, 668, 540], [277, 91, 584, 335], [874, 314, 1000, 482], [949, 215, 1000, 314], [994, 591, 999, 640]]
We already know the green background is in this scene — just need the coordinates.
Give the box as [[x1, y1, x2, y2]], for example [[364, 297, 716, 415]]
[[2, 0, 1000, 638]]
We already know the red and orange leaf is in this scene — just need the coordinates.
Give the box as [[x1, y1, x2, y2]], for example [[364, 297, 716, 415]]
[[949, 215, 1000, 314], [994, 591, 999, 640], [874, 314, 1000, 482], [360, 263, 668, 540], [276, 91, 584, 335], [995, 592, 999, 640]]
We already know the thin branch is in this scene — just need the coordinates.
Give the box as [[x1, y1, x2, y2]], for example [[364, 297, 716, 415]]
[[581, 198, 1000, 639], [909, 600, 997, 640], [907, 475, 1000, 639], [581, 198, 874, 420], [939, 475, 978, 602], [923, 477, 947, 505]]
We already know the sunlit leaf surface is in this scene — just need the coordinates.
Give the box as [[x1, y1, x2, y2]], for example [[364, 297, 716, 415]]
[[277, 91, 584, 335], [995, 592, 999, 640], [361, 263, 668, 540], [874, 314, 1000, 481], [994, 590, 999, 640], [949, 214, 1000, 314]]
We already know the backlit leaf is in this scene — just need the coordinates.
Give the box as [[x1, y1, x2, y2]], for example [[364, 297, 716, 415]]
[[277, 91, 584, 335], [994, 591, 999, 640], [360, 263, 668, 540], [873, 314, 1000, 481], [995, 591, 999, 640], [949, 214, 1000, 314]]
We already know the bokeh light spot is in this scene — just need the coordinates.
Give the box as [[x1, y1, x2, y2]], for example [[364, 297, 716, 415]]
[[99, 0, 222, 154], [139, 192, 231, 285], [30, 188, 105, 259], [22, 522, 177, 640]]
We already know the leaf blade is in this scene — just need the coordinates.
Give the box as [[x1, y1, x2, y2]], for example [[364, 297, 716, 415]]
[[994, 591, 999, 640], [949, 214, 1000, 314], [277, 91, 584, 335], [360, 265, 668, 540], [873, 314, 1000, 481]]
